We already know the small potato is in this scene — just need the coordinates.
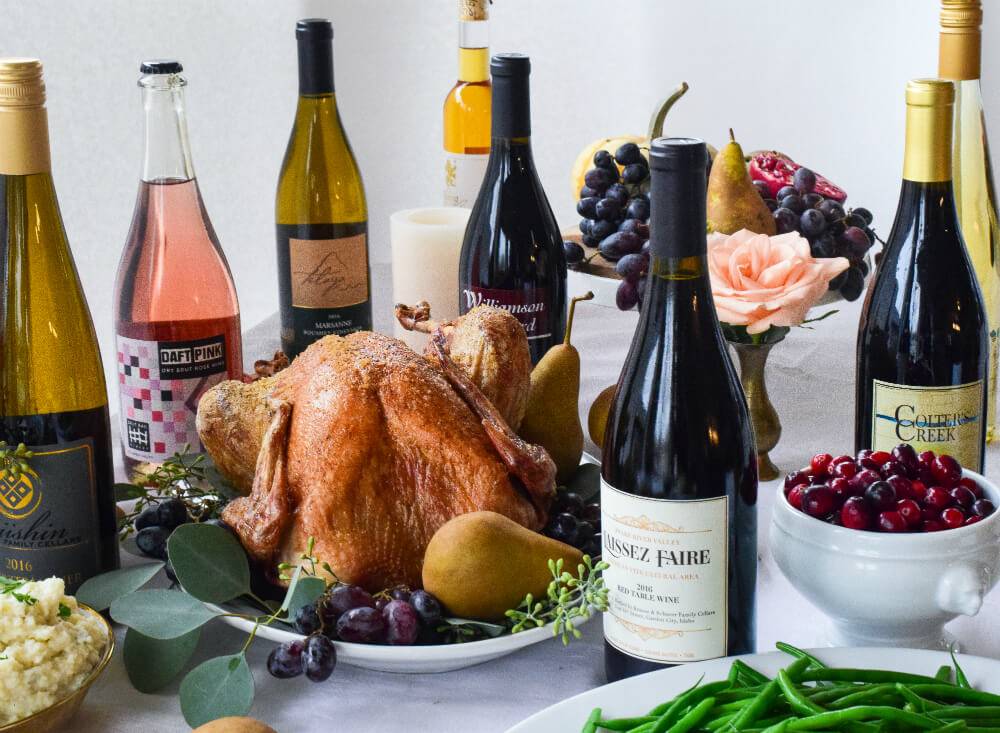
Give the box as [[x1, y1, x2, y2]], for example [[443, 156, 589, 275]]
[[192, 717, 277, 733]]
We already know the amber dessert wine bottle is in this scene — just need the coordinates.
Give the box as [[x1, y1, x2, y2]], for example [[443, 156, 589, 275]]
[[0, 58, 119, 591], [276, 19, 370, 358], [856, 80, 988, 471], [114, 60, 244, 475]]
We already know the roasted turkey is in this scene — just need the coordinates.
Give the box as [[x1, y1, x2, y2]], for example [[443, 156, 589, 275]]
[[196, 307, 554, 590]]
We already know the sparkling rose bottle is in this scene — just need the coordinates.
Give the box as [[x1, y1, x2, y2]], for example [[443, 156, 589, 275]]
[[113, 60, 243, 475]]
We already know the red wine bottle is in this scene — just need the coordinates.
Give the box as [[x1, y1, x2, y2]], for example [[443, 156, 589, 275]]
[[113, 60, 243, 474], [601, 138, 757, 681], [458, 53, 566, 364]]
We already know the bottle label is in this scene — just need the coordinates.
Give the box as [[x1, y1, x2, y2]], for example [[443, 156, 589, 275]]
[[116, 334, 229, 462], [289, 234, 369, 309], [0, 438, 99, 592], [444, 152, 488, 208], [871, 379, 984, 468], [461, 286, 550, 341], [601, 480, 728, 664]]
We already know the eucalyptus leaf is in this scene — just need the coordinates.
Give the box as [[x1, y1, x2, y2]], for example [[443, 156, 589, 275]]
[[440, 617, 506, 637], [114, 482, 145, 501], [111, 589, 219, 639], [76, 562, 164, 612], [283, 575, 326, 617], [167, 523, 250, 604], [179, 653, 254, 728], [123, 626, 201, 693]]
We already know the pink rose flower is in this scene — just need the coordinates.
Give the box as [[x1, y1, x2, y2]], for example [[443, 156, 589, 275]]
[[707, 229, 850, 335]]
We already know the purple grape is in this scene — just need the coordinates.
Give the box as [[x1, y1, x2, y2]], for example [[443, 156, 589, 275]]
[[810, 233, 835, 259], [389, 587, 411, 603], [135, 526, 170, 560], [579, 185, 598, 199], [776, 185, 797, 200], [374, 597, 389, 611], [581, 233, 599, 248], [134, 506, 159, 532], [615, 253, 647, 282], [599, 231, 641, 261], [593, 149, 614, 170], [582, 502, 601, 525], [579, 218, 592, 235], [576, 520, 596, 546], [621, 163, 648, 184], [800, 209, 826, 237], [563, 241, 585, 265], [780, 194, 804, 214], [852, 207, 874, 225], [841, 266, 865, 301], [303, 634, 337, 682], [635, 222, 650, 239], [604, 183, 629, 207], [618, 218, 641, 234], [614, 142, 642, 166], [773, 207, 798, 234], [545, 513, 579, 545], [552, 491, 585, 516], [616, 279, 638, 310], [752, 180, 771, 199], [156, 497, 189, 530], [626, 197, 650, 221], [595, 197, 621, 221], [292, 602, 321, 635], [336, 607, 387, 644], [267, 640, 304, 678], [576, 196, 598, 218], [793, 167, 817, 194], [818, 199, 845, 222], [382, 600, 420, 645], [591, 218, 616, 241], [410, 590, 444, 626], [584, 167, 615, 192], [764, 199, 777, 212], [803, 192, 824, 208], [324, 584, 374, 619], [841, 226, 872, 257]]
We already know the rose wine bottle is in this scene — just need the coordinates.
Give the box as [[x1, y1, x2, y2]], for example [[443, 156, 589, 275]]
[[276, 19, 370, 359], [939, 0, 1000, 443], [0, 58, 119, 591], [601, 138, 757, 682], [113, 60, 243, 475], [443, 0, 491, 207], [459, 54, 566, 364], [856, 80, 988, 471]]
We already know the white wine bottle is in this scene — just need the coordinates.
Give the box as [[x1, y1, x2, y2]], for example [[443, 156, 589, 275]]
[[276, 19, 370, 359], [601, 138, 757, 681], [0, 59, 119, 591], [939, 0, 1000, 442]]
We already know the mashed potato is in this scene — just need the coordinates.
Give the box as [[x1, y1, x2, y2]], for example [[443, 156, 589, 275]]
[[0, 577, 107, 725]]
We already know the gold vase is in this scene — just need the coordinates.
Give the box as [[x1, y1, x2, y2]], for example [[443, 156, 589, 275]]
[[733, 342, 781, 481]]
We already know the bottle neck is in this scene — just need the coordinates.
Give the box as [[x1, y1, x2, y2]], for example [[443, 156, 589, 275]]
[[491, 72, 530, 139], [487, 136, 534, 170], [140, 77, 195, 183], [939, 2, 982, 80], [457, 17, 488, 82], [298, 36, 334, 95], [0, 105, 50, 176], [902, 98, 953, 184]]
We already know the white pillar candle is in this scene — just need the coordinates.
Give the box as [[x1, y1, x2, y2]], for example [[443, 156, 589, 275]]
[[390, 207, 471, 350]]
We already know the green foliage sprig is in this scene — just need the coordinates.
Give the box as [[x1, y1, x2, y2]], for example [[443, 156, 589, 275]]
[[0, 576, 38, 606], [506, 555, 609, 645]]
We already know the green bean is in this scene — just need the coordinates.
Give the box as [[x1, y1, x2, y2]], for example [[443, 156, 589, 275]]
[[647, 682, 731, 731], [785, 705, 940, 730], [654, 697, 716, 733], [898, 684, 945, 712], [757, 721, 793, 733], [937, 665, 955, 683], [934, 722, 967, 733], [776, 643, 828, 670], [827, 685, 897, 709], [797, 669, 950, 685], [952, 651, 972, 689], [932, 708, 1000, 720], [733, 660, 771, 686], [909, 686, 1000, 706], [582, 707, 602, 733], [704, 711, 738, 731], [777, 669, 826, 717], [589, 716, 654, 731]]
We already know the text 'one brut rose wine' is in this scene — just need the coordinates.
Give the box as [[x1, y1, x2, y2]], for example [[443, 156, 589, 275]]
[[601, 138, 757, 682], [939, 0, 1000, 442], [443, 0, 491, 207], [856, 79, 988, 471], [459, 54, 566, 364], [114, 61, 243, 475], [277, 19, 370, 359], [0, 59, 119, 591]]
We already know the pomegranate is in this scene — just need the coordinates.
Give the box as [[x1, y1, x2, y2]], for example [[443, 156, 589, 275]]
[[749, 151, 847, 202]]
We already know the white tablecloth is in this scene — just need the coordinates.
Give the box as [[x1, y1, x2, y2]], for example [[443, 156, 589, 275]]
[[79, 264, 1000, 732]]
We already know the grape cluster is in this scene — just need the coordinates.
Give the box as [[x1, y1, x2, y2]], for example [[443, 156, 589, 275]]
[[133, 497, 190, 561], [755, 167, 876, 302], [571, 144, 652, 266], [267, 584, 446, 681], [542, 488, 602, 558]]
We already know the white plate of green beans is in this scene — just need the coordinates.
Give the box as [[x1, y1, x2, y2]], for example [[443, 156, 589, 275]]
[[507, 643, 1000, 733]]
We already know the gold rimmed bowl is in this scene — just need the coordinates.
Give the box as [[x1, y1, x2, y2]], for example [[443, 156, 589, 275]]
[[0, 603, 115, 733]]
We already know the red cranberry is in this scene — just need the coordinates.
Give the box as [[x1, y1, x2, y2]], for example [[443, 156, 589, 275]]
[[870, 450, 892, 465], [787, 486, 806, 510], [856, 449, 874, 464], [810, 453, 833, 476], [949, 486, 975, 510], [892, 443, 919, 468], [923, 486, 953, 511], [784, 470, 810, 494], [829, 477, 851, 500], [922, 519, 945, 532], [921, 507, 941, 523], [972, 499, 996, 518], [885, 475, 914, 500], [879, 511, 908, 532], [918, 449, 936, 467], [855, 469, 882, 488], [911, 479, 927, 496], [802, 485, 837, 518], [830, 461, 859, 479], [931, 455, 962, 487], [896, 499, 921, 528], [965, 516, 982, 527], [865, 481, 897, 512], [958, 477, 983, 498], [917, 466, 936, 486], [831, 454, 854, 466], [880, 460, 907, 479], [841, 496, 873, 530], [941, 507, 966, 529]]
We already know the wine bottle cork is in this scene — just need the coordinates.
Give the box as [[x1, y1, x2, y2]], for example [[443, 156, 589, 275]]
[[459, 0, 488, 22]]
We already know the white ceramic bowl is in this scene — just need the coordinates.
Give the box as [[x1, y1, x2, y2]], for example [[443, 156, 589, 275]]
[[770, 468, 1000, 649]]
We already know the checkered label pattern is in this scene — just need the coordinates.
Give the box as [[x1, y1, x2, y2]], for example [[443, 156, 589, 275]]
[[116, 333, 229, 462]]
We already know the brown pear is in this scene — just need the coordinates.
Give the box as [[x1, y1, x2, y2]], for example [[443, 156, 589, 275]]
[[587, 384, 617, 449], [707, 129, 776, 236]]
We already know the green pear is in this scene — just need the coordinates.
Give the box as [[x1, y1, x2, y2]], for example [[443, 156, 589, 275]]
[[707, 129, 776, 236], [519, 292, 593, 484]]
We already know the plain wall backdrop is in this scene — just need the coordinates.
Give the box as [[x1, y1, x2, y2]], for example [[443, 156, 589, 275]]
[[3, 0, 1000, 390]]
